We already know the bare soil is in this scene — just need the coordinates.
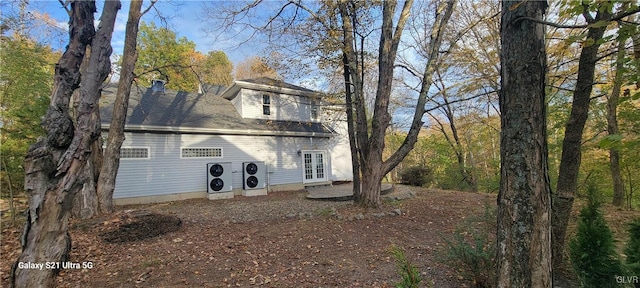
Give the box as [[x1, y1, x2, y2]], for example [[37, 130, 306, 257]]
[[2, 185, 636, 287]]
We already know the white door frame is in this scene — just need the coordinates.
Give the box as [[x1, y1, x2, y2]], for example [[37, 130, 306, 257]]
[[301, 150, 328, 184]]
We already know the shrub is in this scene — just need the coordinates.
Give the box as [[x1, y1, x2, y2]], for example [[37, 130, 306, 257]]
[[569, 185, 624, 288], [398, 165, 433, 187], [624, 218, 640, 279], [440, 204, 496, 288], [437, 164, 476, 192], [389, 245, 423, 288]]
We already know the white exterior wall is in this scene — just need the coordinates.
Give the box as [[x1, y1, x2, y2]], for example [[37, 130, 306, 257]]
[[113, 132, 348, 199], [238, 89, 316, 122], [230, 93, 243, 115], [323, 109, 353, 181]]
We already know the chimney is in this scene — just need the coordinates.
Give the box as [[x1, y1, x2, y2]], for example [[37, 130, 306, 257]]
[[151, 79, 165, 93]]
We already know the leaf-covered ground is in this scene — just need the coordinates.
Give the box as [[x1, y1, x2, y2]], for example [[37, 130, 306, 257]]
[[7, 185, 634, 287]]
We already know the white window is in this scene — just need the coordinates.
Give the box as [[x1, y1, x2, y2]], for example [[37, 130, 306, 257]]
[[262, 94, 271, 115], [310, 103, 319, 120], [302, 150, 328, 183], [120, 147, 149, 159], [181, 147, 223, 158]]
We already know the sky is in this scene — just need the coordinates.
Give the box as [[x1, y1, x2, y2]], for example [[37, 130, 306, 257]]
[[7, 0, 268, 67]]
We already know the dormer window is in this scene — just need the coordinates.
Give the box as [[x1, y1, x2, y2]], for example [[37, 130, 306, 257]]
[[262, 94, 271, 115], [311, 103, 318, 120]]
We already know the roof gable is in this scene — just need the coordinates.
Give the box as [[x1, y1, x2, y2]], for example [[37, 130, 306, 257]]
[[220, 77, 321, 100]]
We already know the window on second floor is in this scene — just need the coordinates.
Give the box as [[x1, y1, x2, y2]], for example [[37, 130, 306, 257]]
[[310, 102, 319, 120], [262, 94, 271, 115]]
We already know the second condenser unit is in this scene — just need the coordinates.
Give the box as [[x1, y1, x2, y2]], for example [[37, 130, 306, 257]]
[[243, 161, 266, 190]]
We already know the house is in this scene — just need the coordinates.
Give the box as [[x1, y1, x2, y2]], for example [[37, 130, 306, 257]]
[[99, 77, 352, 205]]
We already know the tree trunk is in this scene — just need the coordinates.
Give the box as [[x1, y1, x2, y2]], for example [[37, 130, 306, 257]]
[[11, 1, 119, 287], [609, 31, 627, 207], [97, 0, 144, 214], [70, 49, 100, 220], [341, 52, 362, 199], [338, 0, 454, 207], [497, 1, 552, 287], [552, 8, 610, 271], [630, 14, 640, 89]]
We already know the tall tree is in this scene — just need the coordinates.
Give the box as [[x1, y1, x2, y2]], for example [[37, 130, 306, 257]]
[[11, 1, 120, 286], [192, 50, 234, 86], [497, 0, 552, 287], [340, 0, 455, 207], [136, 21, 197, 91], [97, 0, 151, 214], [607, 20, 631, 207], [551, 1, 640, 270], [0, 37, 56, 197]]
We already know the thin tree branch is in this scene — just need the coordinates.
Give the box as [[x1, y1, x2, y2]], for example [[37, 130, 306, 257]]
[[515, 6, 640, 28]]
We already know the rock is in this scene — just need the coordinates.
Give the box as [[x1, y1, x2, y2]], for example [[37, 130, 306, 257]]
[[354, 213, 364, 220], [392, 209, 402, 216]]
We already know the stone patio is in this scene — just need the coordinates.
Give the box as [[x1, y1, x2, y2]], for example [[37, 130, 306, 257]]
[[305, 182, 395, 200]]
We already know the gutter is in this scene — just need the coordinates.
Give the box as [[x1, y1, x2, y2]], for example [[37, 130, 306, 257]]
[[220, 81, 321, 100], [100, 124, 333, 138]]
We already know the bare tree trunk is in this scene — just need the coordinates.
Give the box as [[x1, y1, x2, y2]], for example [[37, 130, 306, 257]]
[[338, 0, 454, 207], [429, 83, 479, 192], [70, 48, 101, 220], [497, 1, 552, 287], [552, 7, 610, 271], [11, 1, 119, 286], [609, 31, 627, 207], [341, 52, 361, 198], [97, 0, 144, 214], [631, 14, 640, 89]]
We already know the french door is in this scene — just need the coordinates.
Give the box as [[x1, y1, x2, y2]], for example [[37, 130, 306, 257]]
[[302, 150, 328, 183]]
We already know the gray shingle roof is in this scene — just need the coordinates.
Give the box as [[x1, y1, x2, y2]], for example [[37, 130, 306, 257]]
[[238, 77, 316, 93], [99, 82, 333, 137]]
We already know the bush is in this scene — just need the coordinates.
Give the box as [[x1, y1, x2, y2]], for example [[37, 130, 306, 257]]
[[436, 165, 476, 192], [624, 218, 640, 279], [389, 245, 423, 288], [398, 165, 433, 187], [440, 204, 496, 288], [569, 185, 624, 288]]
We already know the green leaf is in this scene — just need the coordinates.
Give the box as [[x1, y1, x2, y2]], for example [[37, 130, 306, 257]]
[[598, 134, 623, 149], [587, 20, 610, 29]]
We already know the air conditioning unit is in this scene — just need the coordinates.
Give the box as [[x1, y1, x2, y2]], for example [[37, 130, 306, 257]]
[[206, 162, 232, 193], [243, 161, 266, 190]]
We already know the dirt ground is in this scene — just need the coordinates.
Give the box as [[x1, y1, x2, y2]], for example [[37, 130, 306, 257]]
[[1, 185, 637, 287]]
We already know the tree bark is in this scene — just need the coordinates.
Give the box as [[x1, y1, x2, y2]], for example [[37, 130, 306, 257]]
[[341, 52, 362, 199], [497, 1, 552, 287], [609, 30, 627, 207], [97, 0, 144, 214], [11, 1, 119, 287], [631, 14, 640, 89], [552, 7, 610, 270]]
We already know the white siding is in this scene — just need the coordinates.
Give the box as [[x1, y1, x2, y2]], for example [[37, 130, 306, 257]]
[[239, 89, 316, 122], [230, 92, 243, 115], [113, 132, 341, 199], [323, 109, 353, 181]]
